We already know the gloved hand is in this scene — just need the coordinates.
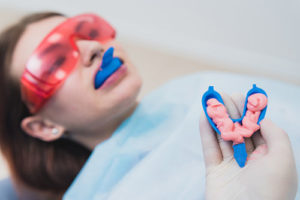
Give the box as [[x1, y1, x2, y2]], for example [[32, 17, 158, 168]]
[[199, 93, 298, 200]]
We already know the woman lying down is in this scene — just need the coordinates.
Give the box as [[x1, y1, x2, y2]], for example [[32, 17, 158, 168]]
[[0, 11, 298, 200]]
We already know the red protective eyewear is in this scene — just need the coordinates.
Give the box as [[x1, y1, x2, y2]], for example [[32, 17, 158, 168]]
[[21, 13, 116, 113]]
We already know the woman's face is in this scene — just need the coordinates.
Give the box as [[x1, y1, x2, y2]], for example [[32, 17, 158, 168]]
[[11, 16, 142, 134]]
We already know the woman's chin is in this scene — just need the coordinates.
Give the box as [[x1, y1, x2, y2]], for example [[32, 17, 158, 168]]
[[96, 72, 142, 109]]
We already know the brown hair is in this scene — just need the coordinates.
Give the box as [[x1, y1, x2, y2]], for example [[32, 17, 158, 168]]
[[0, 12, 91, 199]]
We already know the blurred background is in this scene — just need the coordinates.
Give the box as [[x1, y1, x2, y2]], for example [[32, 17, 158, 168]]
[[0, 0, 299, 179]]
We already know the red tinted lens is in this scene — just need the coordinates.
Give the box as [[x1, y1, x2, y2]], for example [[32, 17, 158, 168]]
[[21, 13, 116, 113]]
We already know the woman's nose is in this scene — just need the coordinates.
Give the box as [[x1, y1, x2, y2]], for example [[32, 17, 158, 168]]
[[76, 40, 104, 67]]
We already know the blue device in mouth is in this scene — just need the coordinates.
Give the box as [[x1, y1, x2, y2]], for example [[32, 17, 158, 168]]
[[94, 47, 123, 89]]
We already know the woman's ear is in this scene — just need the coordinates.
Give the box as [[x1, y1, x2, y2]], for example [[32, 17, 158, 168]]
[[21, 116, 65, 142]]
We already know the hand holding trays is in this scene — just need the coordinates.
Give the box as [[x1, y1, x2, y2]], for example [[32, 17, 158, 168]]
[[201, 84, 268, 167]]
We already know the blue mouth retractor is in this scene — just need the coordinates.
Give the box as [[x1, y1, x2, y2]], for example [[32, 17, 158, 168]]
[[94, 47, 122, 89]]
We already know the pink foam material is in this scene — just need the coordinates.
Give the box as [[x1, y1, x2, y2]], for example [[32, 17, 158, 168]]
[[206, 93, 267, 144]]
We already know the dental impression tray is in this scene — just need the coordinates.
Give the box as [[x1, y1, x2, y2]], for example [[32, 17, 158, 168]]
[[202, 84, 268, 167], [94, 47, 122, 89]]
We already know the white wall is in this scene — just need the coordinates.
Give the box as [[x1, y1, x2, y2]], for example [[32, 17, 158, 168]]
[[1, 0, 299, 82]]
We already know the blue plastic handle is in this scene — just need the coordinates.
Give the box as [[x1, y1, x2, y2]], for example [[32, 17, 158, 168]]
[[94, 47, 122, 89]]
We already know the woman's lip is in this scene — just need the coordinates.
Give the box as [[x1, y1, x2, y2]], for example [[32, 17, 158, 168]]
[[97, 64, 127, 90]]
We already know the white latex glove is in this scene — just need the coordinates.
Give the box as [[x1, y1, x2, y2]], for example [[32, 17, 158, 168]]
[[199, 94, 298, 200]]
